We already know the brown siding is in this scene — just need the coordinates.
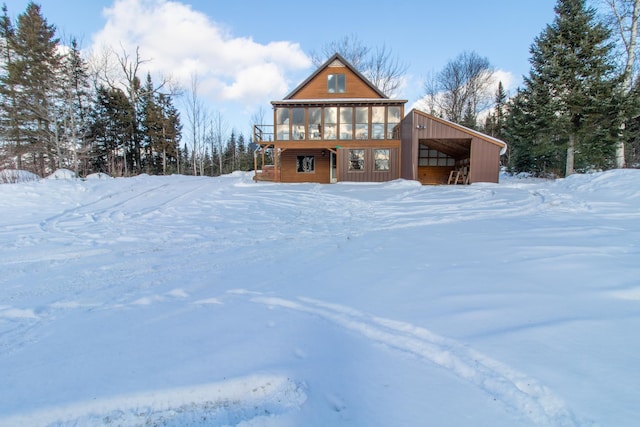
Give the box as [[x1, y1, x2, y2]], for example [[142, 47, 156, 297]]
[[400, 112, 416, 180], [280, 149, 331, 183], [338, 147, 399, 182], [469, 139, 501, 183], [417, 166, 452, 185], [401, 110, 506, 185], [292, 67, 383, 100]]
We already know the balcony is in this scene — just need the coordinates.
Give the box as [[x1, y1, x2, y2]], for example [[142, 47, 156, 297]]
[[253, 124, 277, 181]]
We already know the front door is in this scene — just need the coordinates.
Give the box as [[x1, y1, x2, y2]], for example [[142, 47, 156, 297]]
[[330, 152, 337, 183]]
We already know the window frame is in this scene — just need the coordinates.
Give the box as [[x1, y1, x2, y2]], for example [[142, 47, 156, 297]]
[[374, 149, 390, 172], [327, 73, 346, 93], [296, 155, 315, 173], [348, 149, 365, 172]]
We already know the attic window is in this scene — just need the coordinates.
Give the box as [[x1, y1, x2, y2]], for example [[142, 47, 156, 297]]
[[328, 74, 346, 93]]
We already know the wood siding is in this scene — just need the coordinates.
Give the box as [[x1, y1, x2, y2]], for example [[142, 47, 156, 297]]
[[417, 166, 451, 185], [279, 149, 331, 183], [292, 66, 384, 100], [469, 140, 501, 183], [403, 109, 506, 184], [338, 147, 399, 182]]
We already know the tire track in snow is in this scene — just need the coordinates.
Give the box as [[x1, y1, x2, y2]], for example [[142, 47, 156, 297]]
[[252, 295, 581, 427]]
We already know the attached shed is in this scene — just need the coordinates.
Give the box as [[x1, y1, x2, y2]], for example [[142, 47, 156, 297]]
[[401, 109, 507, 185]]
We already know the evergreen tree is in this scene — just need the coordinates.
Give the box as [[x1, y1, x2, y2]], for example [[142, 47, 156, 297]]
[[59, 37, 91, 175], [486, 81, 507, 139], [0, 4, 19, 169], [509, 0, 623, 176], [1, 3, 60, 175], [88, 86, 134, 176]]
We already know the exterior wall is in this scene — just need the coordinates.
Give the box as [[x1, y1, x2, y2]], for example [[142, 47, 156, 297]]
[[292, 66, 383, 100], [279, 149, 331, 183], [469, 139, 501, 183], [400, 112, 416, 180], [417, 166, 451, 185], [338, 147, 399, 182]]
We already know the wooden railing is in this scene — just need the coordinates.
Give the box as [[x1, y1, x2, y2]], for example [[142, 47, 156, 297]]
[[253, 124, 274, 144]]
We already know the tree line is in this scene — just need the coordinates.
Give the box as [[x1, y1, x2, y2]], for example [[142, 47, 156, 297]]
[[2, 0, 639, 180], [0, 2, 254, 178], [420, 0, 640, 176]]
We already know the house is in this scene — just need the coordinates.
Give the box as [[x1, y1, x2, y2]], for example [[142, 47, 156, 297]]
[[253, 53, 507, 185]]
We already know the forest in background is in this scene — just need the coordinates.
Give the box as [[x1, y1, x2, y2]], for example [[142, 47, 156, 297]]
[[1, 0, 640, 179]]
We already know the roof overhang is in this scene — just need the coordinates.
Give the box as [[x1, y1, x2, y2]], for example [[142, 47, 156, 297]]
[[411, 108, 508, 155], [272, 98, 407, 107]]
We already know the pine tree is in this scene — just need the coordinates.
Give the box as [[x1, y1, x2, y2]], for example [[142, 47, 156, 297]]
[[88, 86, 134, 176], [511, 0, 622, 176], [7, 3, 61, 176], [59, 38, 91, 175], [0, 4, 19, 169]]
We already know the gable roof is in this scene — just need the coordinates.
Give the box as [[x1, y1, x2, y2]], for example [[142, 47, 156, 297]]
[[283, 53, 388, 100], [411, 108, 508, 155]]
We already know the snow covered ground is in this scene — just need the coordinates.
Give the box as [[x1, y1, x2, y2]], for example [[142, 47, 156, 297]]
[[0, 170, 638, 426]]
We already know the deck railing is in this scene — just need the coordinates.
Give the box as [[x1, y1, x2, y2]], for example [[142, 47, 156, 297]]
[[253, 124, 274, 144]]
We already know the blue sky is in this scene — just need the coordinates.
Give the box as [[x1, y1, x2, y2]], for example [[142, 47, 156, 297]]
[[7, 0, 559, 136]]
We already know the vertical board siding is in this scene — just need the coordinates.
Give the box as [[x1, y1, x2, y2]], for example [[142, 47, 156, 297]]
[[280, 149, 331, 183], [406, 110, 505, 184], [469, 140, 501, 183], [338, 148, 399, 182]]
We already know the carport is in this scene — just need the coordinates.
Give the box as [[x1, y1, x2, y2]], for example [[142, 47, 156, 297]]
[[400, 109, 507, 184]]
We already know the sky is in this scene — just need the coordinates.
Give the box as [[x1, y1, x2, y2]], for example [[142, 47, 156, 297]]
[[6, 0, 560, 136]]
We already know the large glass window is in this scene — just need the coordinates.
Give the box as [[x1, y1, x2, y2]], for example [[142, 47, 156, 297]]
[[308, 108, 322, 140], [419, 145, 455, 166], [348, 149, 365, 171], [276, 107, 289, 141], [297, 155, 315, 173], [371, 106, 385, 140], [339, 107, 353, 140], [355, 107, 368, 139], [292, 108, 305, 140], [374, 149, 390, 171], [324, 107, 337, 140], [387, 106, 402, 139], [327, 74, 346, 93]]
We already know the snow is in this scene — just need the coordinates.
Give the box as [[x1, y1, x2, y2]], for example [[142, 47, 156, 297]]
[[0, 170, 638, 426]]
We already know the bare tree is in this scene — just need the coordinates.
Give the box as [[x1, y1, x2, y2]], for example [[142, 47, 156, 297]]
[[602, 0, 640, 168], [422, 51, 494, 125], [310, 34, 407, 97], [211, 111, 228, 175], [310, 33, 369, 70], [184, 72, 204, 176]]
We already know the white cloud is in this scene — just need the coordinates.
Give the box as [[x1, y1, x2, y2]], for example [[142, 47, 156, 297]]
[[90, 0, 311, 112], [410, 69, 518, 119]]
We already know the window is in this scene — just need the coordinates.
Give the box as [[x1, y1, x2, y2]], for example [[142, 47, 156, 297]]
[[348, 149, 365, 171], [418, 145, 455, 166], [308, 108, 322, 140], [297, 155, 315, 173], [387, 106, 401, 139], [324, 107, 337, 140], [374, 149, 390, 171], [339, 107, 353, 140], [276, 107, 289, 141], [371, 106, 385, 139], [355, 107, 368, 139], [327, 74, 346, 93], [292, 108, 305, 140]]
